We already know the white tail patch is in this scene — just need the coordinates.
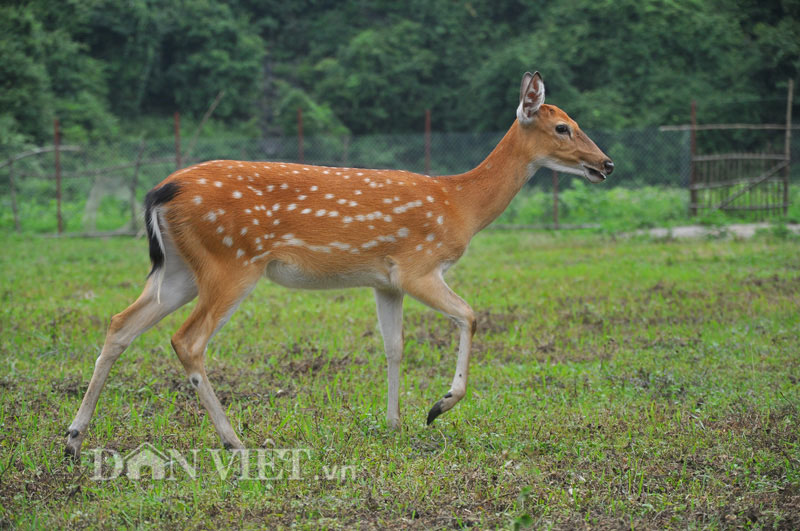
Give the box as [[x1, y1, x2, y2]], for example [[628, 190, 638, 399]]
[[150, 207, 166, 304]]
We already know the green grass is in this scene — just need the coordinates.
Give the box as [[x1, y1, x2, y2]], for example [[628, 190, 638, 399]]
[[497, 182, 800, 231], [1, 231, 799, 528], [5, 183, 800, 234]]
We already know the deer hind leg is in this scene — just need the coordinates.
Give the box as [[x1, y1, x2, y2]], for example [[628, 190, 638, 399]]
[[65, 241, 197, 459], [402, 271, 476, 425], [374, 288, 405, 429], [170, 271, 259, 450]]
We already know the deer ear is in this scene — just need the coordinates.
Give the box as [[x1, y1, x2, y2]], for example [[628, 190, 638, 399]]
[[516, 71, 545, 124]]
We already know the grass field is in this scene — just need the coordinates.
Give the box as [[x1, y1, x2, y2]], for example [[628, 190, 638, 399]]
[[1, 230, 799, 528]]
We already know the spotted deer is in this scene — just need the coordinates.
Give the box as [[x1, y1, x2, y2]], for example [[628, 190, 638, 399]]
[[65, 72, 613, 458]]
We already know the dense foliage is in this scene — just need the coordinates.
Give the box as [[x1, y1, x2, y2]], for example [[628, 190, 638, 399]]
[[2, 0, 798, 146]]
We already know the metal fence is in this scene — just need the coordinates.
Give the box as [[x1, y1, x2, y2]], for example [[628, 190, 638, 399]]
[[1, 126, 797, 233]]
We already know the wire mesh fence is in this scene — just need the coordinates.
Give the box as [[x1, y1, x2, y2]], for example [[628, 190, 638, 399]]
[[0, 126, 796, 234]]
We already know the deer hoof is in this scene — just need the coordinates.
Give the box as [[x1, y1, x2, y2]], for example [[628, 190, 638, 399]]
[[426, 400, 444, 425]]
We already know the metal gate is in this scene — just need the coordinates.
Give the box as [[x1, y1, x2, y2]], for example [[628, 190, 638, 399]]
[[663, 80, 795, 219]]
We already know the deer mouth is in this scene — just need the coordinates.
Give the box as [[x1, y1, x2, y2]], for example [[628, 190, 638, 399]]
[[583, 165, 607, 183]]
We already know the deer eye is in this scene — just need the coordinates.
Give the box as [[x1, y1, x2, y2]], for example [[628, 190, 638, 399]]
[[555, 124, 570, 135]]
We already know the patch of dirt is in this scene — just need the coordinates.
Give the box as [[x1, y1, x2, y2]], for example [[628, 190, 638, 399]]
[[627, 222, 800, 240], [51, 377, 83, 397]]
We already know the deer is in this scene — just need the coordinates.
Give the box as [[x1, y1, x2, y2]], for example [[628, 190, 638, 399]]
[[65, 72, 613, 458]]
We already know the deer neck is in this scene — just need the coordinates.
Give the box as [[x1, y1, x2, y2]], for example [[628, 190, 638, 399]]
[[448, 122, 539, 236]]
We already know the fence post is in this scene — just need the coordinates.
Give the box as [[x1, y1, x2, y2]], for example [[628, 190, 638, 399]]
[[54, 118, 63, 234], [689, 100, 697, 216], [131, 140, 146, 232], [552, 170, 559, 229], [9, 159, 20, 232], [174, 111, 182, 169], [425, 109, 431, 175], [297, 107, 304, 163], [784, 79, 794, 216]]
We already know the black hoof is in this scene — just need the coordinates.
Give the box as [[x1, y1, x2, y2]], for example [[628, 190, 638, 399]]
[[67, 429, 79, 439], [64, 444, 79, 461], [426, 400, 444, 425], [223, 441, 232, 450]]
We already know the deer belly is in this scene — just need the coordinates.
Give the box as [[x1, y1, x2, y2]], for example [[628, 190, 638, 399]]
[[264, 260, 392, 290]]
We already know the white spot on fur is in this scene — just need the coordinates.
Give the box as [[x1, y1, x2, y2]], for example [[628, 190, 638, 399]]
[[250, 250, 272, 262], [236, 249, 245, 258], [325, 193, 334, 199], [328, 211, 339, 217], [298, 195, 307, 200], [240, 227, 248, 235], [223, 236, 233, 247], [310, 185, 318, 191], [354, 190, 362, 195], [397, 227, 409, 238], [343, 216, 353, 224], [233, 191, 242, 199], [362, 240, 378, 249], [315, 209, 326, 217], [214, 181, 222, 188], [205, 211, 217, 222], [287, 204, 297, 211], [437, 215, 444, 224], [193, 196, 203, 205], [426, 233, 435, 241], [301, 208, 311, 214]]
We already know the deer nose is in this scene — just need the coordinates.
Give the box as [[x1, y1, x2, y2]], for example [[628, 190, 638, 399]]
[[603, 160, 615, 175]]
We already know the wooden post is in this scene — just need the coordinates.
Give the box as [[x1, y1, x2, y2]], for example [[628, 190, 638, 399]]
[[9, 159, 20, 232], [54, 118, 63, 234], [784, 79, 793, 216], [130, 140, 146, 231], [424, 109, 431, 175], [174, 111, 182, 169], [689, 100, 697, 216], [342, 135, 350, 167], [552, 170, 559, 229], [297, 107, 304, 163]]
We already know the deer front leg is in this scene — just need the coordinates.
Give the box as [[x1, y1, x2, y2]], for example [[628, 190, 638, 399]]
[[402, 271, 476, 425], [374, 288, 404, 429]]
